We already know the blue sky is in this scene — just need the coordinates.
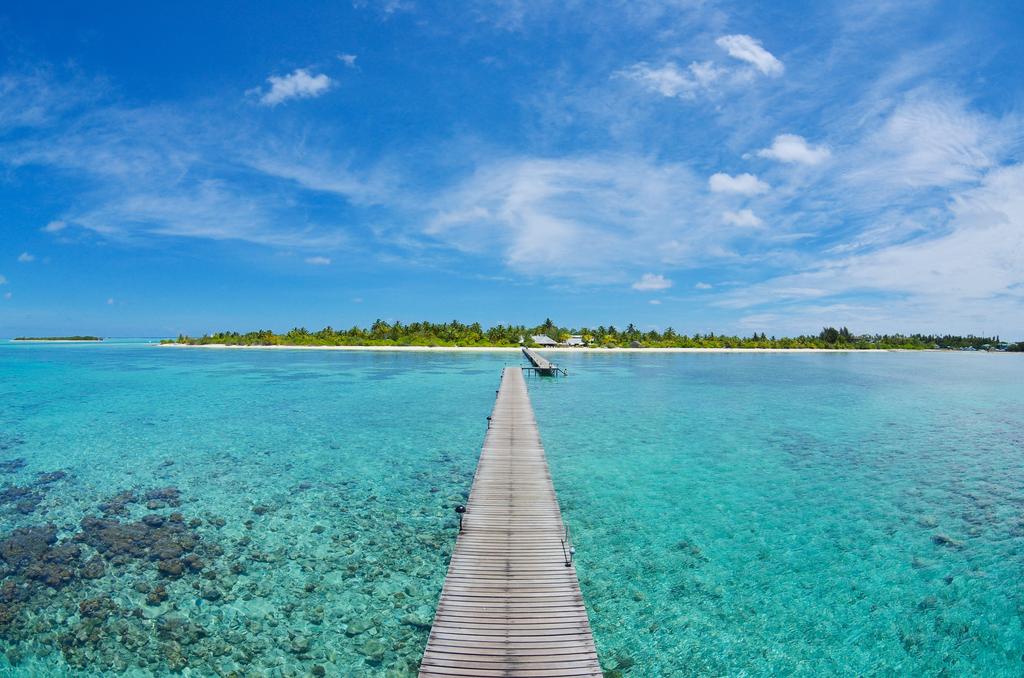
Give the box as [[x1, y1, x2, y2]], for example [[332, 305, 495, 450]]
[[1, 1, 1022, 338]]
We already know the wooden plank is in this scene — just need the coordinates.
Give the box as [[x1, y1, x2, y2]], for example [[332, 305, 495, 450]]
[[419, 367, 600, 677]]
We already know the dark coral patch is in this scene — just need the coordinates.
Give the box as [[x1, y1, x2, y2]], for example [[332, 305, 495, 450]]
[[0, 486, 227, 673], [0, 525, 84, 589], [0, 525, 59, 572], [183, 553, 204, 572], [0, 485, 43, 514], [144, 487, 181, 507], [0, 434, 26, 454], [146, 583, 169, 606], [78, 595, 115, 619], [80, 555, 105, 579], [156, 559, 183, 578], [76, 509, 204, 582], [36, 471, 68, 485], [98, 490, 136, 516], [142, 514, 165, 528], [0, 458, 26, 473], [24, 543, 81, 588]]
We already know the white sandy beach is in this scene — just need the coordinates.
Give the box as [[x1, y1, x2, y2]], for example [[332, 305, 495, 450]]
[[158, 343, 915, 353]]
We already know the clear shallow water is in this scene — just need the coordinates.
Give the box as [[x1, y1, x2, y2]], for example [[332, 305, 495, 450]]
[[532, 351, 1024, 677], [1, 343, 1022, 676], [0, 342, 512, 676]]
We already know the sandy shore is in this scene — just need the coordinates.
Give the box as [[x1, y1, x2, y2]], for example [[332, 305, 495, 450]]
[[157, 343, 916, 353]]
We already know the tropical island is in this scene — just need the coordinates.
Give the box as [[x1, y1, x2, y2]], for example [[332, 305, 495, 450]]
[[163, 320, 1022, 351], [12, 336, 104, 341]]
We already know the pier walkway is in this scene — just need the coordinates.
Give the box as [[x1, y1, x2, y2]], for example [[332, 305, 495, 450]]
[[521, 347, 566, 376], [419, 367, 600, 677]]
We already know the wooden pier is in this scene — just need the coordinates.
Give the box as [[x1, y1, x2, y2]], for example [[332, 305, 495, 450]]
[[521, 347, 566, 376], [419, 367, 600, 677]]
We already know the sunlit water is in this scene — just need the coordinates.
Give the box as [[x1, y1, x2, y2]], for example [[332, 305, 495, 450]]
[[1, 342, 1022, 676]]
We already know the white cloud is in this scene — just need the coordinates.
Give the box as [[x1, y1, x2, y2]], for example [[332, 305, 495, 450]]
[[632, 273, 672, 291], [618, 35, 784, 103], [688, 61, 724, 88], [106, 297, 114, 305], [338, 54, 358, 67], [3, 292, 10, 300], [722, 209, 763, 227], [709, 172, 769, 195], [718, 163, 1024, 335], [17, 252, 34, 262], [616, 61, 724, 100], [0, 274, 6, 284], [244, 149, 392, 206], [715, 34, 784, 76], [648, 299, 661, 305], [0, 72, 102, 131], [695, 282, 712, 289], [757, 134, 831, 165], [304, 256, 332, 265], [257, 69, 332, 106], [427, 156, 738, 281], [844, 95, 1005, 190], [70, 181, 347, 249], [0, 77, 367, 250]]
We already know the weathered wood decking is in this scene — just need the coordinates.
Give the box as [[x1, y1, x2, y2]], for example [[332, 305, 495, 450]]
[[521, 347, 565, 376], [419, 367, 600, 677]]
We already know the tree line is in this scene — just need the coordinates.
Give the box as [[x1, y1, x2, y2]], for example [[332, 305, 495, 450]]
[[164, 321, 1020, 351], [13, 336, 103, 341]]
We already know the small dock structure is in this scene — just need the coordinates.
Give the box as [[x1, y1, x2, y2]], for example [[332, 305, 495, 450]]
[[521, 347, 566, 376], [419, 367, 600, 677]]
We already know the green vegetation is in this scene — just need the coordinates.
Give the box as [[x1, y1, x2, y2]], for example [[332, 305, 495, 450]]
[[164, 321, 1014, 351], [13, 336, 103, 341]]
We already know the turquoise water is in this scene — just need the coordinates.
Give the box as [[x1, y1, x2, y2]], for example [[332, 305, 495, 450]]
[[1, 343, 1022, 676], [532, 352, 1024, 677]]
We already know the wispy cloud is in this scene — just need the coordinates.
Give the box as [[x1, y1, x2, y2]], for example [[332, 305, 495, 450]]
[[41, 220, 67, 233], [0, 274, 6, 285], [0, 71, 102, 131], [757, 134, 831, 165], [352, 0, 414, 16], [616, 33, 782, 103], [718, 162, 1024, 334], [426, 155, 741, 281], [722, 209, 763, 227], [0, 70, 378, 252], [709, 172, 769, 195], [616, 61, 723, 100], [715, 34, 784, 77], [843, 93, 1007, 190], [338, 54, 358, 67], [243, 148, 393, 206], [70, 181, 347, 249], [695, 282, 712, 289], [254, 69, 333, 106], [632, 273, 672, 291], [17, 252, 35, 263], [304, 256, 332, 265]]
